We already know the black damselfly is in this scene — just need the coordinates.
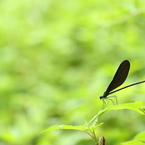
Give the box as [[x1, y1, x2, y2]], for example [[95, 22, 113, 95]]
[[100, 60, 145, 106]]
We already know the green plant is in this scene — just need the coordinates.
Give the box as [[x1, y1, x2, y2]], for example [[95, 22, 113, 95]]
[[44, 100, 145, 145]]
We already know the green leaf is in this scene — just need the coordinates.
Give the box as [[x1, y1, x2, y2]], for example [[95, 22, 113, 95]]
[[134, 131, 145, 141], [97, 100, 145, 118], [88, 101, 145, 126], [43, 123, 103, 133], [121, 140, 145, 145], [44, 125, 88, 131]]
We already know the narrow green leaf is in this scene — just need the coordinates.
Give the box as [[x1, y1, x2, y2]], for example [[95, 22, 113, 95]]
[[44, 125, 88, 132], [43, 123, 103, 133], [110, 100, 144, 112], [97, 101, 145, 119]]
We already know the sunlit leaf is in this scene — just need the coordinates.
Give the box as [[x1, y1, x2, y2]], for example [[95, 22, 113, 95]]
[[134, 131, 145, 141], [43, 122, 104, 133], [97, 101, 145, 118], [121, 140, 145, 145]]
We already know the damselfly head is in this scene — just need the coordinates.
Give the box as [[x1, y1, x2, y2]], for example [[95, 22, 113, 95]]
[[100, 92, 108, 100]]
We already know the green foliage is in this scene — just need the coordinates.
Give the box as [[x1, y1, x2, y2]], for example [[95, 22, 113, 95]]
[[46, 101, 145, 145], [134, 131, 145, 141], [1, 0, 145, 145], [122, 141, 145, 145]]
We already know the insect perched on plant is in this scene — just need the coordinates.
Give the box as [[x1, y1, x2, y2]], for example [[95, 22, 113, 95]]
[[100, 60, 145, 107]]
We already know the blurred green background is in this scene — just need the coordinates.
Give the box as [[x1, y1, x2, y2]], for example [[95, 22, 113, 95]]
[[1, 0, 145, 145]]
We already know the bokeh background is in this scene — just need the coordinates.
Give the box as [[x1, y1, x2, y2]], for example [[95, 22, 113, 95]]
[[1, 0, 145, 145]]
